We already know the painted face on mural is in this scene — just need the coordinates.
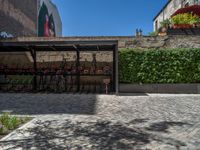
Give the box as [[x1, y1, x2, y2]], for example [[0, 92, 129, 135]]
[[45, 14, 49, 22], [38, 2, 56, 37], [49, 22, 55, 37], [0, 32, 13, 39]]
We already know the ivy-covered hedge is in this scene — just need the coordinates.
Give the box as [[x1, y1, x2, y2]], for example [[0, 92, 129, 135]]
[[119, 48, 200, 84]]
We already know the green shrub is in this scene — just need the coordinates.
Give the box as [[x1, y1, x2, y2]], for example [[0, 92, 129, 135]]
[[0, 113, 21, 130], [119, 48, 200, 84], [148, 31, 158, 36], [0, 113, 10, 127], [0, 113, 28, 135], [0, 125, 8, 135]]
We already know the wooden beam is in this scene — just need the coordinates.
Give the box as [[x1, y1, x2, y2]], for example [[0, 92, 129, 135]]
[[49, 46, 57, 51], [76, 49, 80, 92], [97, 46, 100, 51], [31, 49, 37, 91], [73, 45, 78, 50]]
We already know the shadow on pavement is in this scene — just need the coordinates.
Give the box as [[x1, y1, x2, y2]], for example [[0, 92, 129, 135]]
[[0, 93, 97, 115], [146, 121, 192, 133], [0, 120, 188, 150], [118, 93, 149, 96]]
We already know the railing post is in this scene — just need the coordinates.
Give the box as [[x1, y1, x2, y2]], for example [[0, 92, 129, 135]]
[[30, 49, 37, 91]]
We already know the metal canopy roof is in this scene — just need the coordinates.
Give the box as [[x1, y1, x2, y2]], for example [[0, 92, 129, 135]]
[[0, 40, 118, 52]]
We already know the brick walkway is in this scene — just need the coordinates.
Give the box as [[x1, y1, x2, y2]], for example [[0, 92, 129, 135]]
[[0, 94, 200, 150]]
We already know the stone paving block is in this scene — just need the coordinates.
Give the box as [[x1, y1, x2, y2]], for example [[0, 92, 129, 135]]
[[0, 94, 199, 149]]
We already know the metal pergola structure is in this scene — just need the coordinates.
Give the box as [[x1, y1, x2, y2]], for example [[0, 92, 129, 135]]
[[0, 39, 118, 94]]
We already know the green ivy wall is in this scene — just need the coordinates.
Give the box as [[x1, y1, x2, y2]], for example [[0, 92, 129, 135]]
[[119, 48, 200, 84]]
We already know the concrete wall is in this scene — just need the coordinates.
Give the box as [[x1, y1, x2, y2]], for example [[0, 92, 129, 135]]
[[0, 0, 38, 37], [0, 52, 33, 66], [119, 84, 200, 94]]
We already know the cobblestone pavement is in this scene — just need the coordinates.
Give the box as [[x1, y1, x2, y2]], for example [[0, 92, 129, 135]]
[[0, 93, 200, 150]]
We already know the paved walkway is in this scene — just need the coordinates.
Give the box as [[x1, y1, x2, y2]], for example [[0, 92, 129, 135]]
[[0, 94, 200, 150]]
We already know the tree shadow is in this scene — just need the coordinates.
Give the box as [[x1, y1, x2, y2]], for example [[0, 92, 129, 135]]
[[128, 118, 149, 125], [146, 121, 192, 133], [118, 93, 149, 97], [0, 93, 97, 115], [0, 120, 187, 150]]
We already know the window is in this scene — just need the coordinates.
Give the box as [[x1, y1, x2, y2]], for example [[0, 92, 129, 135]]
[[181, 0, 187, 7], [174, 0, 177, 7], [185, 2, 189, 7], [155, 20, 158, 31], [194, 0, 200, 4]]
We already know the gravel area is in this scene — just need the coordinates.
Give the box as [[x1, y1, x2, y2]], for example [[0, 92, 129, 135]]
[[0, 93, 199, 149]]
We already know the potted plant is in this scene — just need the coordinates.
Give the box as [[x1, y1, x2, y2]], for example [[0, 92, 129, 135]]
[[194, 18, 200, 28], [171, 13, 199, 29], [160, 19, 171, 33], [171, 14, 180, 29], [160, 19, 171, 30]]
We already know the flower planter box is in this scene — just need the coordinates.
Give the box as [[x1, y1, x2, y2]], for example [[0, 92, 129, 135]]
[[173, 24, 193, 29]]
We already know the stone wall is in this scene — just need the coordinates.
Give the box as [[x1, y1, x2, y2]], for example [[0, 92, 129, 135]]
[[1, 35, 200, 49], [122, 35, 200, 49], [55, 35, 200, 49]]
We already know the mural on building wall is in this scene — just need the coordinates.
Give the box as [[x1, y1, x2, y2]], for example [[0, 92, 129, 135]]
[[38, 2, 55, 37], [0, 31, 13, 39]]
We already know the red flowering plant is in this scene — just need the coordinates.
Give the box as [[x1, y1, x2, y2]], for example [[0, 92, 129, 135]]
[[172, 5, 200, 17]]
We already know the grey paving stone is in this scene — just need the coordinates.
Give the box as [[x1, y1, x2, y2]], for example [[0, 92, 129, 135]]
[[0, 94, 199, 149]]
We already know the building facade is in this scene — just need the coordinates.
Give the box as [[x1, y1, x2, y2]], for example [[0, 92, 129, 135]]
[[153, 0, 200, 31], [0, 0, 62, 38]]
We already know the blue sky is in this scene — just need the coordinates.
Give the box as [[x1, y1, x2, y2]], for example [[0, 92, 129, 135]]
[[52, 0, 167, 36]]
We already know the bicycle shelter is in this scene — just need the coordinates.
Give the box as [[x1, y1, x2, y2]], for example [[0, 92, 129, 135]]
[[0, 38, 118, 94]]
